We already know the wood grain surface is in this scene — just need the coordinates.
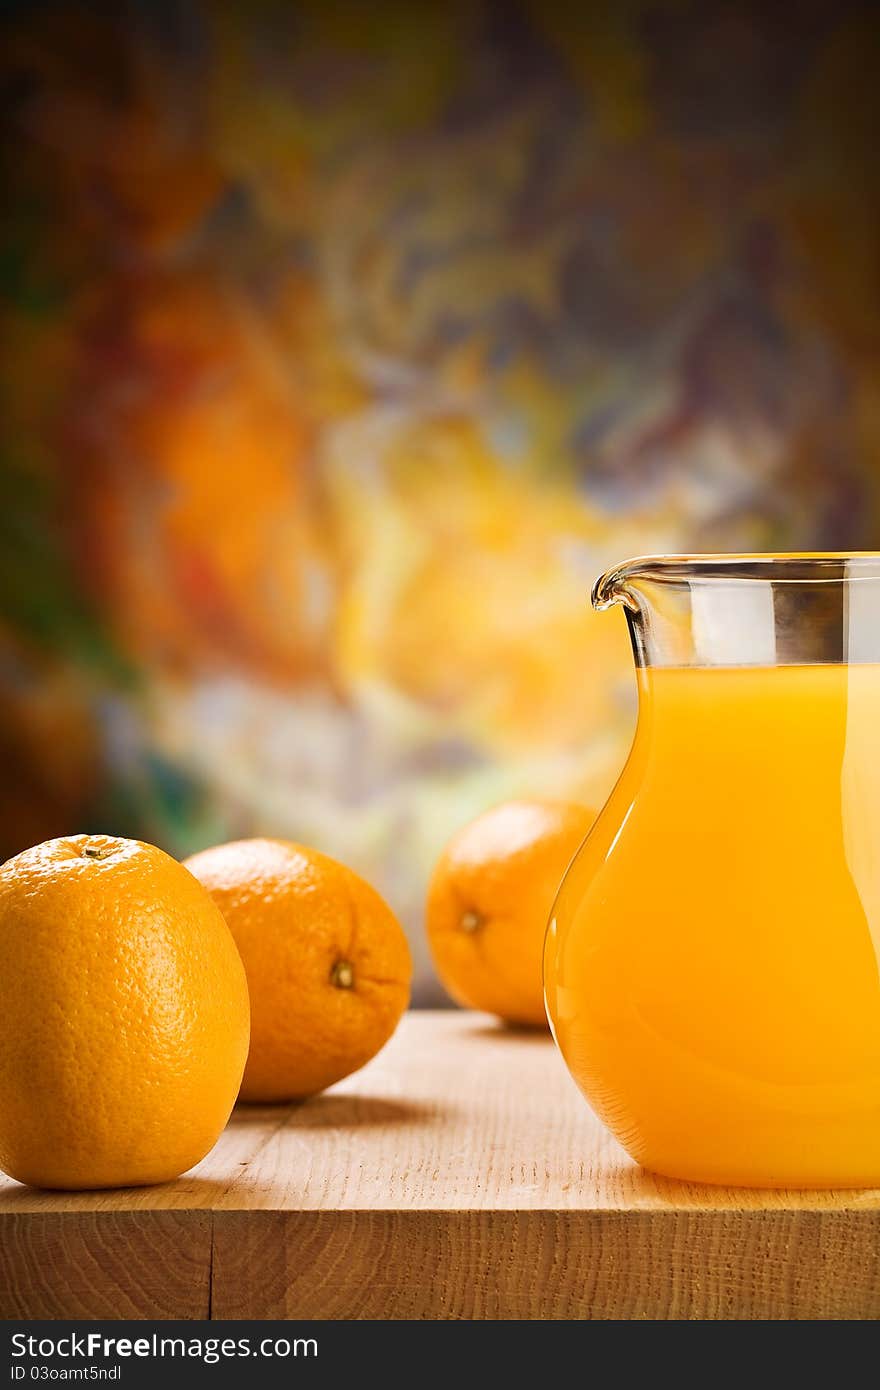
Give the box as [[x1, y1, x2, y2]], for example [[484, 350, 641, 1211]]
[[2, 1012, 879, 1319]]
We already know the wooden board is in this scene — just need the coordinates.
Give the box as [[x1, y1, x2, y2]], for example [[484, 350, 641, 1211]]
[[1, 1011, 879, 1320]]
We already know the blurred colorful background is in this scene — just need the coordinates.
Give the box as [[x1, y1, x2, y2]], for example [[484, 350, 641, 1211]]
[[2, 0, 878, 999]]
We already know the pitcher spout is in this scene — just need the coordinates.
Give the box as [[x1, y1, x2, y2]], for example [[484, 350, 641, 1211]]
[[591, 559, 649, 612]]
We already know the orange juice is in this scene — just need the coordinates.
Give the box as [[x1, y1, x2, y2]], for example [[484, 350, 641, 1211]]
[[545, 663, 880, 1187]]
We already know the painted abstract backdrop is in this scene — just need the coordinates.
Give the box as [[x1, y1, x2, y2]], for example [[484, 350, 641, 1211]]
[[2, 1, 878, 997]]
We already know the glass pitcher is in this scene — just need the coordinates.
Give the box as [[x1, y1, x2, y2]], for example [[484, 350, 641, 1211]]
[[544, 554, 880, 1188]]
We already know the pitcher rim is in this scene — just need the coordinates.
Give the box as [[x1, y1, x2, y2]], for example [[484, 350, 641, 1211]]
[[593, 552, 880, 610]]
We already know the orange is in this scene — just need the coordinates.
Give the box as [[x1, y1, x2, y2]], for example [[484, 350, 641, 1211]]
[[0, 834, 249, 1190], [184, 838, 412, 1101], [426, 800, 596, 1026]]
